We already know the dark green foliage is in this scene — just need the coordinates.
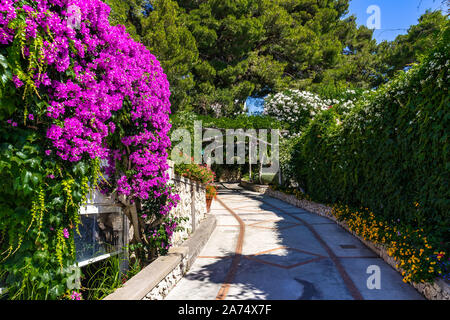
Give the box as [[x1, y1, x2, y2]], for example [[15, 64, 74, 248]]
[[292, 26, 449, 243], [375, 10, 448, 86], [170, 110, 285, 135], [318, 17, 380, 89], [106, 0, 199, 112], [104, 0, 146, 40], [81, 256, 123, 300], [140, 0, 199, 112], [0, 127, 98, 299], [175, 0, 352, 114], [80, 254, 142, 300], [104, 2, 448, 114]]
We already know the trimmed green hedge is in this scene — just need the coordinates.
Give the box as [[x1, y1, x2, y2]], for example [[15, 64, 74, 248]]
[[170, 112, 285, 181], [170, 111, 285, 135], [292, 26, 449, 241]]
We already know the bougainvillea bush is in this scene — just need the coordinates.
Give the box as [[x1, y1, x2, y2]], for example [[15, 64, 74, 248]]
[[0, 0, 178, 299]]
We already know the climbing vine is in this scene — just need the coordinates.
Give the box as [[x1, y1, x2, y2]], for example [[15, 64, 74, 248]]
[[0, 0, 178, 300], [288, 25, 449, 284]]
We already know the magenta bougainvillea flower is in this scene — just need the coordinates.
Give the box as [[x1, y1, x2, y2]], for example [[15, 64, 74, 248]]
[[0, 0, 181, 299], [0, 0, 179, 216], [70, 291, 82, 300], [63, 228, 70, 239]]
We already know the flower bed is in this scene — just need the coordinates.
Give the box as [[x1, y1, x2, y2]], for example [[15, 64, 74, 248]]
[[174, 154, 216, 213]]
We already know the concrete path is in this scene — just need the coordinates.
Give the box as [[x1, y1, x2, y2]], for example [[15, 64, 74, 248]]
[[165, 184, 424, 300]]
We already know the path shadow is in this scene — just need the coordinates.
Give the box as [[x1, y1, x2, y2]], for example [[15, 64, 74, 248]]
[[171, 184, 424, 300]]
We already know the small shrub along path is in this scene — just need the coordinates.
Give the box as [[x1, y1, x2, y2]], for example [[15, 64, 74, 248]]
[[165, 184, 423, 300]]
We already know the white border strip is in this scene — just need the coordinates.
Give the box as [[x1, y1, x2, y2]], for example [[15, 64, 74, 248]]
[[76, 250, 121, 268]]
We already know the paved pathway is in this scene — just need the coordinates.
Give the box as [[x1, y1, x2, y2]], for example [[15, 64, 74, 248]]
[[165, 184, 423, 300]]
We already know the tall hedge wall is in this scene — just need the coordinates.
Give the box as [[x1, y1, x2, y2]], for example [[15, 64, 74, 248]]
[[292, 26, 449, 238]]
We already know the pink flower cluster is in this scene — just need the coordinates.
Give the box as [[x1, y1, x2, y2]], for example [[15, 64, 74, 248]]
[[63, 228, 69, 239], [1, 0, 178, 209], [70, 291, 81, 300], [0, 0, 16, 44]]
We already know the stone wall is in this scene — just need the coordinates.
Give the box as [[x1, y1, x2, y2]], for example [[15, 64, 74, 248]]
[[104, 162, 212, 301], [169, 171, 207, 247], [143, 250, 189, 300], [240, 180, 270, 193], [263, 187, 450, 301], [104, 215, 217, 300]]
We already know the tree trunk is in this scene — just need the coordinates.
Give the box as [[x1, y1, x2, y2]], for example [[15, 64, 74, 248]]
[[118, 195, 142, 245]]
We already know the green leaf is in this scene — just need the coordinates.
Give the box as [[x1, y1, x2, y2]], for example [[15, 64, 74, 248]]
[[16, 151, 27, 159], [30, 173, 42, 186], [0, 97, 17, 115], [22, 184, 33, 196], [73, 162, 87, 176], [22, 170, 32, 184], [0, 69, 11, 85], [0, 53, 8, 69], [49, 284, 64, 298]]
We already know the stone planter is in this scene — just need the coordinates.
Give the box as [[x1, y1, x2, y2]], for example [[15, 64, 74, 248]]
[[239, 179, 269, 193]]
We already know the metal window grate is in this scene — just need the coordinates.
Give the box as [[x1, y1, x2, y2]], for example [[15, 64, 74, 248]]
[[75, 191, 129, 268]]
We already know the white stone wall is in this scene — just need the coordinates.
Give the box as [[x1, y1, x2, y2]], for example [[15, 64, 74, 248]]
[[142, 175, 208, 300], [103, 162, 209, 301], [142, 254, 188, 300], [169, 175, 207, 247], [77, 162, 206, 254], [167, 159, 207, 247]]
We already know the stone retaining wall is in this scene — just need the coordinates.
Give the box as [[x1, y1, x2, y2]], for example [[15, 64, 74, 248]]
[[104, 161, 212, 300], [143, 248, 189, 300], [240, 180, 270, 193], [168, 159, 207, 247], [104, 214, 217, 300], [251, 185, 449, 300]]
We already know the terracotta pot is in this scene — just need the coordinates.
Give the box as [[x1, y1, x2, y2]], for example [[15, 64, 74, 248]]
[[206, 197, 213, 212]]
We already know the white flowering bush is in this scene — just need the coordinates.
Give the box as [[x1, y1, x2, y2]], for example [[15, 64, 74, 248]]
[[263, 90, 360, 135], [264, 90, 330, 133]]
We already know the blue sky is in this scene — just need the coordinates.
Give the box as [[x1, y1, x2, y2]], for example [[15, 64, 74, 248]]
[[347, 0, 447, 42], [246, 0, 448, 114]]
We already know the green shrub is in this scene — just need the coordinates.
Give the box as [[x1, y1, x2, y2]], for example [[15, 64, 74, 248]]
[[292, 26, 449, 243]]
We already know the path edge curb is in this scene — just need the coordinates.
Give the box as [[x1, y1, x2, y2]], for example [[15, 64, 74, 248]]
[[104, 213, 217, 300]]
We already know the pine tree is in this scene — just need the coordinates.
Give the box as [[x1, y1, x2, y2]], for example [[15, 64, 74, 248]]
[[141, 0, 199, 112], [175, 0, 353, 115], [375, 10, 448, 86]]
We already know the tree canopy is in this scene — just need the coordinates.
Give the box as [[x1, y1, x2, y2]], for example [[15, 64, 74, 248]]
[[105, 0, 449, 115], [375, 10, 448, 86], [174, 0, 352, 114]]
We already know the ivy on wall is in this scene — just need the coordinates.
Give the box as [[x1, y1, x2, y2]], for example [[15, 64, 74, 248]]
[[291, 25, 449, 251]]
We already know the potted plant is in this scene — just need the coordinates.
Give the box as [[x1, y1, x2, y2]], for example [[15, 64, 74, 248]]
[[205, 185, 217, 212]]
